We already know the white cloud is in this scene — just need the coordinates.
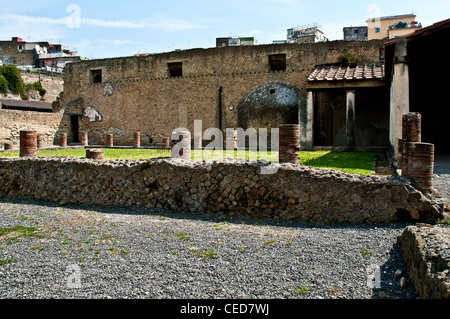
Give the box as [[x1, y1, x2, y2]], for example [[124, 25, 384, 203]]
[[0, 13, 206, 36]]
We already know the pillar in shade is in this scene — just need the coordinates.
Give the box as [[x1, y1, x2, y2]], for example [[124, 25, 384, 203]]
[[20, 131, 37, 157], [106, 134, 113, 147], [278, 124, 300, 164], [171, 129, 191, 160], [407, 142, 434, 192], [134, 132, 141, 148], [346, 90, 356, 147], [60, 133, 67, 148], [81, 132, 88, 146]]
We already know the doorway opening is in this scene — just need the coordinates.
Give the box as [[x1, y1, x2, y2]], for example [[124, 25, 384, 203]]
[[70, 115, 80, 144]]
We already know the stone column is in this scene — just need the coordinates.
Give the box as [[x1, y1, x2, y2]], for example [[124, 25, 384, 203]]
[[389, 38, 410, 160], [299, 91, 314, 150], [134, 132, 141, 148], [346, 90, 356, 147], [60, 133, 67, 148], [106, 134, 113, 147], [279, 124, 300, 164]]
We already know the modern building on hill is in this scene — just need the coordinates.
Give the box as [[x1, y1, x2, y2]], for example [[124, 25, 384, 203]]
[[216, 37, 257, 47], [0, 37, 79, 72], [367, 14, 422, 40]]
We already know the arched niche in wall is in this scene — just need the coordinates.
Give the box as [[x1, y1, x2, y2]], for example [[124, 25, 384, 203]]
[[238, 83, 300, 131]]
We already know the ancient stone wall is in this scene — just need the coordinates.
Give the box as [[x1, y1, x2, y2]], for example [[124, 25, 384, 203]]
[[0, 108, 64, 148], [61, 40, 386, 146], [397, 224, 450, 299], [0, 156, 442, 224]]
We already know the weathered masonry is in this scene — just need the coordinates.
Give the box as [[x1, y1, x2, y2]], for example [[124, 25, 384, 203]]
[[60, 40, 388, 149], [0, 157, 443, 224]]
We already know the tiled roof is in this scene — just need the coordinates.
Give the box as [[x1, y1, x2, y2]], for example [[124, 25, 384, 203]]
[[308, 63, 385, 82], [1, 99, 53, 112]]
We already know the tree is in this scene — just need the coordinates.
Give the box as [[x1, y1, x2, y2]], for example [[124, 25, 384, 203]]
[[0, 65, 24, 95], [0, 75, 8, 95]]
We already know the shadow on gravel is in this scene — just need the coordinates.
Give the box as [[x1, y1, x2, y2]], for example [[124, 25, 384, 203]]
[[371, 245, 417, 299], [0, 197, 415, 232]]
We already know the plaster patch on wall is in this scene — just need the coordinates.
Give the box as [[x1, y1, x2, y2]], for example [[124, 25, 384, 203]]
[[83, 106, 103, 122], [103, 82, 114, 96]]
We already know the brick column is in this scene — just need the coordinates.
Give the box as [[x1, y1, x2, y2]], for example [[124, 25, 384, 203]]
[[60, 133, 67, 148], [4, 143, 13, 151], [106, 134, 113, 147], [279, 124, 300, 164], [20, 131, 37, 157], [37, 134, 44, 149], [407, 142, 434, 192], [134, 132, 141, 148], [81, 132, 88, 146], [86, 149, 104, 160], [402, 112, 421, 175]]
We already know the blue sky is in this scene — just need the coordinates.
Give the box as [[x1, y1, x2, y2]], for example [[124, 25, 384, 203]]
[[0, 0, 449, 59]]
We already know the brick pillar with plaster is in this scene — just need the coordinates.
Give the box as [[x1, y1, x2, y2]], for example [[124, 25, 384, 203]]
[[279, 124, 300, 164], [402, 112, 421, 176], [407, 142, 434, 192]]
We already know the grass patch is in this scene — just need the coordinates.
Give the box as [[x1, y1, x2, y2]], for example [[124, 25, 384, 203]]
[[0, 257, 16, 266], [0, 148, 375, 175], [0, 225, 41, 245], [194, 248, 218, 261], [300, 150, 375, 175]]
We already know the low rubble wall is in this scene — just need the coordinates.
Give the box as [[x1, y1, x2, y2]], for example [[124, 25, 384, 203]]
[[0, 157, 444, 224], [398, 224, 450, 299]]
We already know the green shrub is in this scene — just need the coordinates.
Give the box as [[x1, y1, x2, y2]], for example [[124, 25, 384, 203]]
[[0, 75, 8, 95], [31, 81, 46, 97], [0, 65, 24, 94]]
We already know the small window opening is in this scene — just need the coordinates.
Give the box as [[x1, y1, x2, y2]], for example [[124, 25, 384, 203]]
[[268, 54, 286, 71], [168, 62, 183, 77], [90, 69, 102, 84]]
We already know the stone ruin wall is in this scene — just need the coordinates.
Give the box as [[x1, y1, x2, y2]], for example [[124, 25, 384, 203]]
[[0, 108, 64, 148], [0, 156, 443, 225], [61, 40, 386, 146]]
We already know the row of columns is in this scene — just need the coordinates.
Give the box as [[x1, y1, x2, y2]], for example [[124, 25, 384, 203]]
[[170, 124, 301, 164], [14, 126, 302, 165], [304, 90, 356, 149]]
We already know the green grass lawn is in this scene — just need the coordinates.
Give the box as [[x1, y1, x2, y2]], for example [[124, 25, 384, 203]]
[[0, 148, 375, 175]]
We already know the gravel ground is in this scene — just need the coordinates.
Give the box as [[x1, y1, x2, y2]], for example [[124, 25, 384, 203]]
[[0, 197, 417, 300], [434, 153, 450, 207]]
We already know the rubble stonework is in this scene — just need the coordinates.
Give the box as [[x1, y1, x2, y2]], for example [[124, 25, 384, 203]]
[[397, 224, 450, 299], [0, 157, 443, 224]]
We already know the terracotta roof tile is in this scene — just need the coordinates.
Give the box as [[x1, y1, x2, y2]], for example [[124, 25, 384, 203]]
[[308, 63, 385, 82]]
